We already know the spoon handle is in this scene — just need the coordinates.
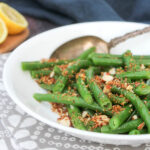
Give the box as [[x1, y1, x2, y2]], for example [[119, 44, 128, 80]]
[[108, 26, 150, 49]]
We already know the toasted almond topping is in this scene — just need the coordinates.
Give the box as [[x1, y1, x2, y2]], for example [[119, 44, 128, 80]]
[[82, 111, 88, 118], [39, 76, 55, 85], [140, 64, 145, 70], [57, 116, 71, 127], [103, 85, 111, 94], [137, 122, 145, 130], [109, 68, 116, 75], [132, 115, 138, 120], [68, 61, 75, 67], [112, 105, 124, 114], [91, 115, 110, 128], [50, 71, 55, 78], [102, 73, 114, 82], [126, 85, 133, 92]]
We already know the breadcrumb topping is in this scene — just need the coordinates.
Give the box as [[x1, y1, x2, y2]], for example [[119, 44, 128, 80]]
[[102, 72, 114, 82], [91, 114, 110, 129], [36, 76, 56, 85], [112, 105, 124, 114], [138, 122, 145, 130]]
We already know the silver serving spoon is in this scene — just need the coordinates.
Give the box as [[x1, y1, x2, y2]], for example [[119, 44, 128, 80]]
[[51, 26, 150, 59]]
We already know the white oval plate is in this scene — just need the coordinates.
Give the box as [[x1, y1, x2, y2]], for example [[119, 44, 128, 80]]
[[3, 21, 150, 146]]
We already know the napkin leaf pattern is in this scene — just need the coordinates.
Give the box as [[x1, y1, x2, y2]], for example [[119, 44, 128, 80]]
[[0, 53, 150, 150]]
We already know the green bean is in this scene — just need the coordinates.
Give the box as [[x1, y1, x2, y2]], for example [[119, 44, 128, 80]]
[[91, 57, 150, 67], [89, 82, 112, 110], [136, 60, 150, 66], [88, 52, 150, 59], [30, 70, 51, 78], [39, 84, 53, 91], [92, 57, 123, 67], [70, 82, 78, 89], [139, 129, 147, 134], [76, 76, 94, 104], [139, 59, 150, 66], [67, 105, 86, 130], [21, 60, 69, 71], [52, 76, 68, 93], [53, 66, 61, 75], [101, 119, 143, 134], [74, 47, 96, 60], [85, 66, 101, 79], [109, 93, 128, 106], [90, 127, 101, 132], [129, 129, 141, 135], [122, 50, 133, 70], [122, 50, 140, 71], [66, 60, 93, 76], [128, 129, 147, 135], [101, 125, 110, 133], [33, 93, 112, 116], [86, 67, 112, 110], [88, 53, 119, 59], [116, 71, 150, 80], [134, 55, 150, 59], [111, 86, 150, 133], [109, 105, 133, 130], [135, 84, 150, 96], [87, 52, 98, 60]]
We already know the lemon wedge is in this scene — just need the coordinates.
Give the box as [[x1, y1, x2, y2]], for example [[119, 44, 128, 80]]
[[0, 18, 8, 44], [0, 3, 28, 34]]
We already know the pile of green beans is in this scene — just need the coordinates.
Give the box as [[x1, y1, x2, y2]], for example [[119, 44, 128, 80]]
[[21, 47, 150, 135]]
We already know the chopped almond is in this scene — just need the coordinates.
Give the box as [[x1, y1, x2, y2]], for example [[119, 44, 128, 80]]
[[91, 115, 110, 128], [140, 64, 145, 70], [126, 85, 133, 92], [82, 111, 88, 118], [38, 76, 55, 85], [49, 71, 55, 78], [103, 85, 111, 94], [102, 73, 114, 82], [109, 68, 116, 75], [132, 115, 138, 120], [58, 116, 71, 127]]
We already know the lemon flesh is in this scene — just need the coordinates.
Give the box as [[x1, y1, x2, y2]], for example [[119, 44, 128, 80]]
[[0, 18, 7, 44], [0, 3, 28, 34]]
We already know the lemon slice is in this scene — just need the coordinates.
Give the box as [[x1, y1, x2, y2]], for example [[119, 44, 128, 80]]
[[0, 3, 28, 34], [0, 18, 8, 44]]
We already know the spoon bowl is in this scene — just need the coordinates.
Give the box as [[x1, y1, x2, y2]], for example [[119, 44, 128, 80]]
[[51, 36, 108, 59], [51, 26, 150, 59]]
